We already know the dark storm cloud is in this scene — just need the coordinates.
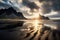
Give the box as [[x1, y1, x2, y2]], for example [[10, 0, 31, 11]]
[[0, 2, 11, 9], [52, 0, 60, 11], [2, 0, 8, 2], [0, 0, 13, 9], [39, 0, 60, 11], [0, 0, 21, 12], [22, 0, 39, 10], [41, 2, 52, 13], [39, 0, 51, 2]]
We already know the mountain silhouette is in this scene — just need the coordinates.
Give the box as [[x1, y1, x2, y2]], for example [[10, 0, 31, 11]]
[[0, 7, 26, 19], [39, 15, 49, 20], [0, 7, 49, 20]]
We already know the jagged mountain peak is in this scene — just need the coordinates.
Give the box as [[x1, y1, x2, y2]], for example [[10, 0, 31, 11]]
[[0, 7, 26, 19]]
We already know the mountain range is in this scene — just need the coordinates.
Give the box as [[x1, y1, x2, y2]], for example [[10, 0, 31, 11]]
[[0, 7, 26, 19], [0, 7, 49, 20]]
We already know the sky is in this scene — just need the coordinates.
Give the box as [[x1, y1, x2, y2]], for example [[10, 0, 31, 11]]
[[0, 0, 60, 20]]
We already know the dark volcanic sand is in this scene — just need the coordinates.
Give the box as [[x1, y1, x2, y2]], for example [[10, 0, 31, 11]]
[[0, 20, 60, 40]]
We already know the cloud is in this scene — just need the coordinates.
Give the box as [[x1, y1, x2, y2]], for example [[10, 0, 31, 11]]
[[0, 0, 60, 13], [0, 0, 26, 13], [43, 10, 60, 20], [0, 0, 60, 19], [39, 0, 60, 11], [38, 0, 60, 20], [22, 0, 39, 10], [0, 2, 11, 9]]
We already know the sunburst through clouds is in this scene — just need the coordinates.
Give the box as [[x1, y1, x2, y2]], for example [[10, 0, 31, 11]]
[[0, 0, 60, 40]]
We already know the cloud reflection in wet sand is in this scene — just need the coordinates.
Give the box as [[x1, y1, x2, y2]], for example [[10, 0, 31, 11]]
[[0, 20, 60, 40], [17, 20, 59, 40]]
